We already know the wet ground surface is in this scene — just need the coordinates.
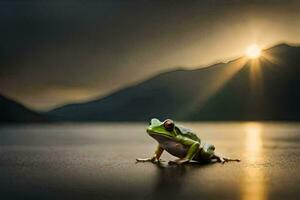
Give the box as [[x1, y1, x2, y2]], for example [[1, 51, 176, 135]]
[[0, 122, 300, 200]]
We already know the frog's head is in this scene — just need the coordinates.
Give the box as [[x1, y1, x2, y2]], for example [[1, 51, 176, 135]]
[[147, 118, 177, 142]]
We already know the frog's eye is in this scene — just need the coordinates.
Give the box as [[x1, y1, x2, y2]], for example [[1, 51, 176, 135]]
[[164, 119, 174, 131]]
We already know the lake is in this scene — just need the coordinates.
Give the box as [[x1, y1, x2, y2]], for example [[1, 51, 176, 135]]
[[0, 122, 300, 200]]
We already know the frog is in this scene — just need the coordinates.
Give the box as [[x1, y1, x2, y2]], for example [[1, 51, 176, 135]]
[[136, 118, 240, 164]]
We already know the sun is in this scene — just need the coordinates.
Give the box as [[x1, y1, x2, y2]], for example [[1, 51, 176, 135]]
[[245, 44, 261, 59]]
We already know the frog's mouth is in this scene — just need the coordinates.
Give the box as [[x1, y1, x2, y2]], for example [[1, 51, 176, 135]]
[[147, 129, 174, 141], [148, 133, 174, 144]]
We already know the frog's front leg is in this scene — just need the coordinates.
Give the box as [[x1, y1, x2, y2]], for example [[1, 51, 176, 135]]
[[169, 137, 200, 165], [136, 145, 164, 163]]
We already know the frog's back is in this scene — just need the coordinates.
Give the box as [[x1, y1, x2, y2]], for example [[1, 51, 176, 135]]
[[175, 126, 200, 142]]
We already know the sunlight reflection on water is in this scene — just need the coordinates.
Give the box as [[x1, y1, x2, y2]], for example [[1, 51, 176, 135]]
[[243, 122, 266, 200]]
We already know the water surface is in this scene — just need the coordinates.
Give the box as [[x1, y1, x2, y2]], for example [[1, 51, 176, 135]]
[[0, 122, 300, 200]]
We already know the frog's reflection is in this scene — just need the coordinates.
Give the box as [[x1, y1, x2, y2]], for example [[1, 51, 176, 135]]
[[150, 161, 216, 200]]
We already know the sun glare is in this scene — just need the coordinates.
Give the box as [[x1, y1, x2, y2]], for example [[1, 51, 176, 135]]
[[245, 44, 261, 59]]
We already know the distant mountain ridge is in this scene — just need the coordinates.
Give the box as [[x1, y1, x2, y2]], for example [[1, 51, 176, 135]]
[[1, 43, 299, 122], [47, 43, 300, 121], [0, 95, 45, 123]]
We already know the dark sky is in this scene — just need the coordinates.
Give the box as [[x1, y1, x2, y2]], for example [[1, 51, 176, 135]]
[[0, 0, 299, 110]]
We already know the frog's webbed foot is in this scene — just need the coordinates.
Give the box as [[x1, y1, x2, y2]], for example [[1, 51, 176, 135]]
[[168, 158, 190, 165], [137, 145, 165, 163], [136, 157, 156, 163], [214, 154, 240, 164], [136, 157, 166, 163], [223, 157, 241, 163]]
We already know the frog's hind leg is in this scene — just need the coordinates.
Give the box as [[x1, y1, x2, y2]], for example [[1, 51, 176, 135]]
[[169, 139, 200, 165], [213, 153, 240, 163]]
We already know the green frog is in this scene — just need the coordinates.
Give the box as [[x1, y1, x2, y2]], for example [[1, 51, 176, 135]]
[[136, 118, 240, 164]]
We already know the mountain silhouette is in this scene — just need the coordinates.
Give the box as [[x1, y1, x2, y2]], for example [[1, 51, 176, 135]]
[[0, 95, 46, 123], [48, 43, 300, 121]]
